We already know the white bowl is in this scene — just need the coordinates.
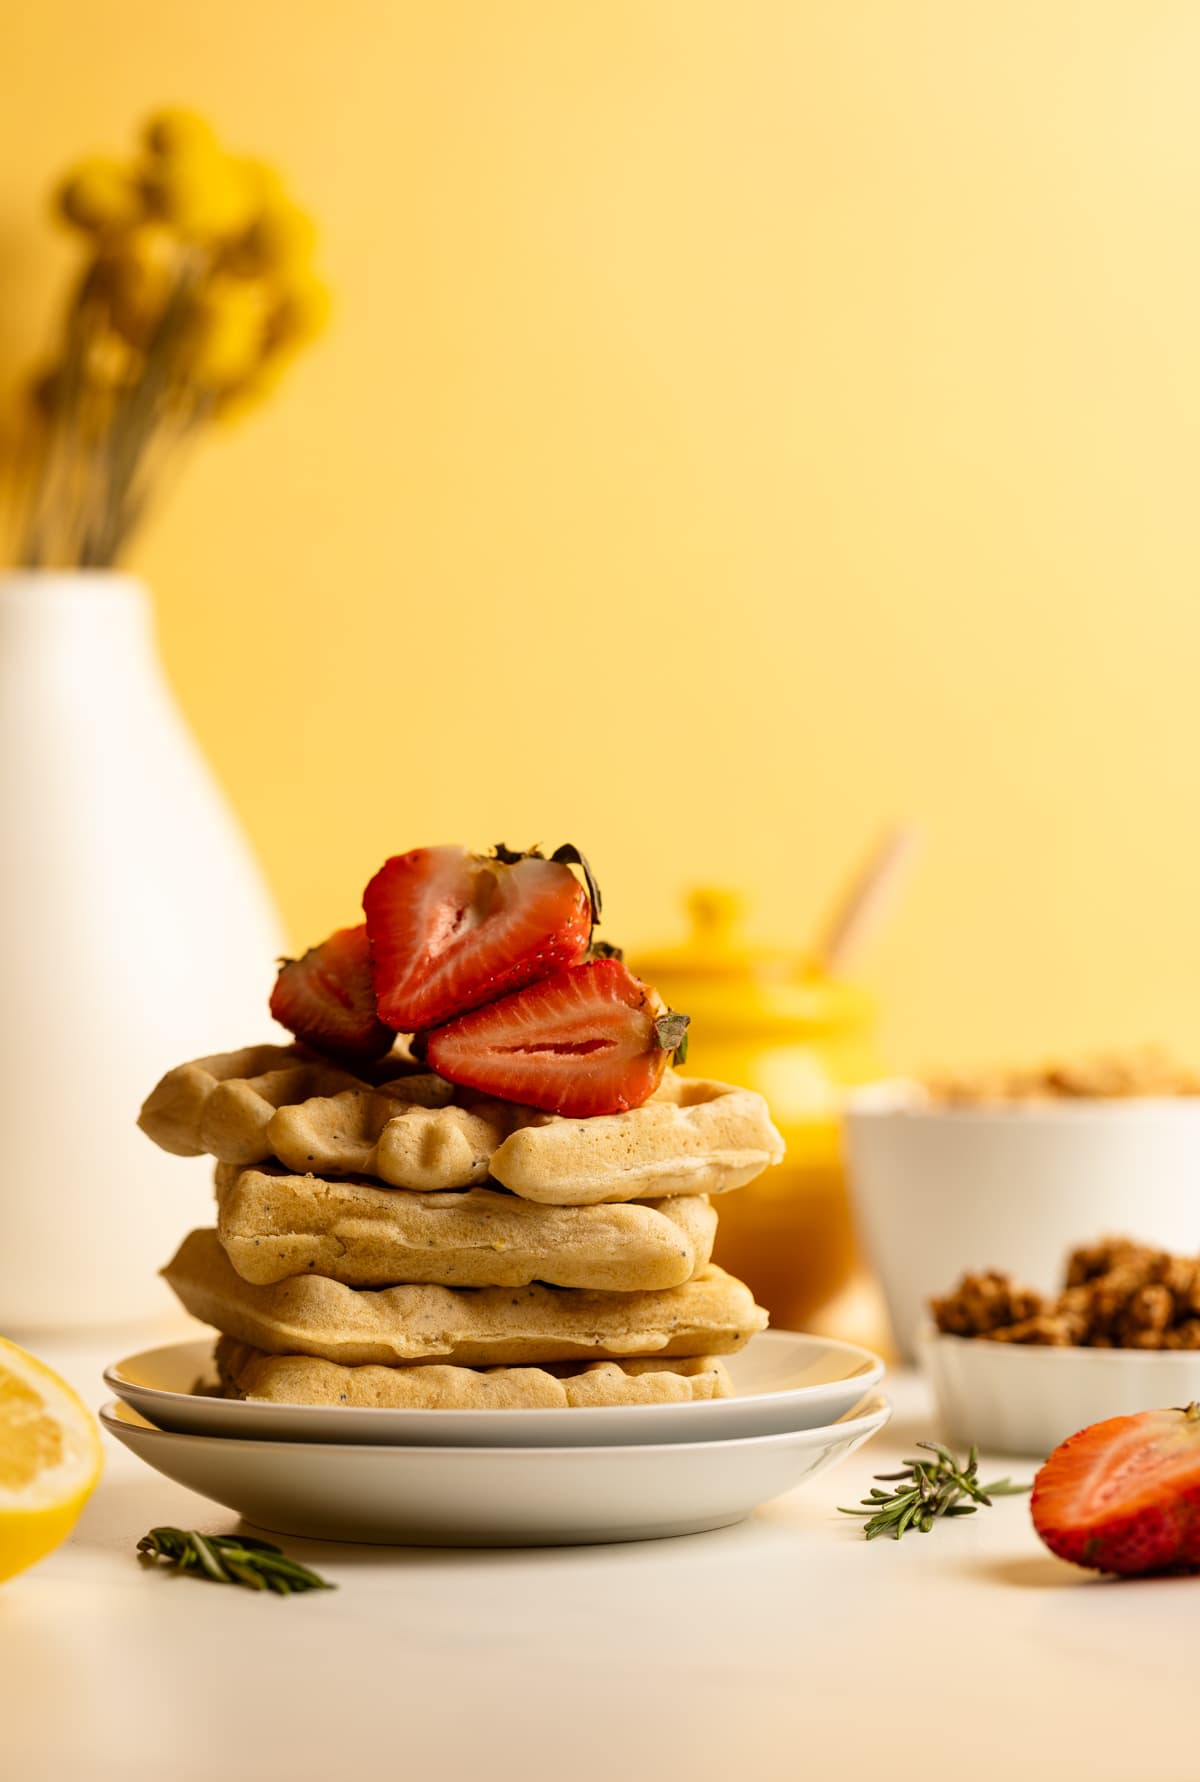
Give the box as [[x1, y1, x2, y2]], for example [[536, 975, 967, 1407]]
[[921, 1329, 1200, 1457], [845, 1081, 1200, 1358], [103, 1329, 885, 1448], [100, 1393, 891, 1546]]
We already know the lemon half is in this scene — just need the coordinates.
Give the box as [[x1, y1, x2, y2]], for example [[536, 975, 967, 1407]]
[[0, 1338, 103, 1582]]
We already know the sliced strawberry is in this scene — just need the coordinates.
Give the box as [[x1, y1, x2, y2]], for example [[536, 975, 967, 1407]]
[[363, 844, 594, 1031], [1031, 1404, 1200, 1575], [269, 924, 395, 1065], [415, 957, 689, 1117]]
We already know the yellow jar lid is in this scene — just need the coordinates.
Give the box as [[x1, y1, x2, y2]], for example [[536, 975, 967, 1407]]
[[632, 888, 873, 1041]]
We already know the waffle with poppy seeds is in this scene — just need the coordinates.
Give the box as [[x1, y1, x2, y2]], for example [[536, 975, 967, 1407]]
[[214, 1162, 718, 1292], [162, 1228, 768, 1368], [214, 1337, 734, 1410], [140, 1047, 783, 1205]]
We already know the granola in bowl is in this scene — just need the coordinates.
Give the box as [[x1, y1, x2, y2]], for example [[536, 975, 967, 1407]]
[[846, 1064, 1200, 1359], [931, 1238, 1200, 1351], [923, 1237, 1200, 1455]]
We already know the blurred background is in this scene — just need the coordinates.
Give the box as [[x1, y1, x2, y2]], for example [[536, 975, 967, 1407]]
[[5, 0, 1200, 1079]]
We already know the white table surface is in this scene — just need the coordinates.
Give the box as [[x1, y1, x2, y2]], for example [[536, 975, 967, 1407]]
[[4, 1321, 1196, 1782]]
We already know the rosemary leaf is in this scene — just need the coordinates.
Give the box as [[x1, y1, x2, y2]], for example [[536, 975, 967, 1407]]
[[136, 1527, 335, 1595], [839, 1442, 1031, 1542], [189, 1531, 232, 1583], [223, 1559, 268, 1592]]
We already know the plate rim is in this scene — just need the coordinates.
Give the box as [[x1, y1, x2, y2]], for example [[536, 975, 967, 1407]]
[[104, 1326, 886, 1428], [99, 1390, 892, 1459]]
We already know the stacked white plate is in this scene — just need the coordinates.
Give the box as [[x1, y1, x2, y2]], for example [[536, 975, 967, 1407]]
[[101, 1331, 890, 1546]]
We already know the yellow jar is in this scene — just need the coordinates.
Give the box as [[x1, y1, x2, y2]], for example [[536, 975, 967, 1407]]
[[633, 889, 880, 1334]]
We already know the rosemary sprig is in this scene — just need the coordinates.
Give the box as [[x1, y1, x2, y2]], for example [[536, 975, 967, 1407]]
[[136, 1526, 336, 1594], [839, 1441, 1030, 1540]]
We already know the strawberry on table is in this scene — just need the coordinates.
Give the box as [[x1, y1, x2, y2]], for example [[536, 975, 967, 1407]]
[[363, 844, 596, 1032], [415, 956, 690, 1118], [1031, 1403, 1200, 1576], [269, 924, 395, 1065]]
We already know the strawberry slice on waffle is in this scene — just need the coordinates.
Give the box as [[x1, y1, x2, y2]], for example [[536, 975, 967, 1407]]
[[364, 843, 596, 1031], [416, 956, 689, 1118]]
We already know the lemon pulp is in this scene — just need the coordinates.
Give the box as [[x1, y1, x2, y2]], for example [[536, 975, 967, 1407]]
[[0, 1338, 103, 1583]]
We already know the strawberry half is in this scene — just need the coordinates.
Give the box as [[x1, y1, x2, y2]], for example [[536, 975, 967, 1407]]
[[1031, 1403, 1200, 1576], [363, 844, 595, 1031], [415, 957, 690, 1117], [269, 924, 395, 1065]]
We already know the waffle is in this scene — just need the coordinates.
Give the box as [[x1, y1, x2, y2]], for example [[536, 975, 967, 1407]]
[[137, 1041, 449, 1168], [214, 1337, 733, 1409], [267, 1088, 531, 1190], [490, 1073, 786, 1205], [215, 1162, 718, 1291], [164, 1227, 768, 1365], [140, 1046, 783, 1204]]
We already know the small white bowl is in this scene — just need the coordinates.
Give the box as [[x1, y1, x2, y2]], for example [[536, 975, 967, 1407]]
[[845, 1080, 1200, 1359], [921, 1330, 1200, 1457]]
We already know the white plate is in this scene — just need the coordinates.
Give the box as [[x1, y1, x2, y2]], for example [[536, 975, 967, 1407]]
[[921, 1326, 1200, 1457], [103, 1329, 884, 1447], [100, 1392, 891, 1546]]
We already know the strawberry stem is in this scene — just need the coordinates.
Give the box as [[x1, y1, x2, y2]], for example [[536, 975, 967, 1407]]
[[550, 844, 603, 924], [588, 939, 625, 962], [654, 1011, 691, 1064], [487, 841, 603, 925]]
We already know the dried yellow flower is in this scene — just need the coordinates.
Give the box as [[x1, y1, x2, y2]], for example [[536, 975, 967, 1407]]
[[101, 224, 180, 347], [143, 146, 258, 242], [266, 272, 331, 351], [57, 160, 143, 234], [179, 277, 269, 388], [143, 108, 216, 158], [227, 198, 317, 277], [239, 157, 287, 209], [23, 105, 329, 565], [27, 354, 120, 439], [212, 356, 287, 424]]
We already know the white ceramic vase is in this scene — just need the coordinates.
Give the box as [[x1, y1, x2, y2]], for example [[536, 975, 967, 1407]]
[[0, 571, 285, 1331]]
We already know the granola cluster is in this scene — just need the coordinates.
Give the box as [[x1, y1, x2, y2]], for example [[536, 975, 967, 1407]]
[[930, 1238, 1200, 1349], [924, 1047, 1200, 1105]]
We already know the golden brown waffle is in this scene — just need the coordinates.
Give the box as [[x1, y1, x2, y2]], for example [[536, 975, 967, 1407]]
[[140, 1046, 784, 1203], [266, 1088, 529, 1190], [137, 1042, 449, 1168], [164, 1227, 768, 1365], [214, 1337, 733, 1409], [489, 1073, 785, 1205], [215, 1162, 717, 1291]]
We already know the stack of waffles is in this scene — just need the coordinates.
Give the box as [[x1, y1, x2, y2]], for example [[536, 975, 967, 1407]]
[[139, 1043, 783, 1409]]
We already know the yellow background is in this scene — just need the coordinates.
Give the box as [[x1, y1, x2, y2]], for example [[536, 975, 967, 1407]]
[[4, 1, 1200, 1070]]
